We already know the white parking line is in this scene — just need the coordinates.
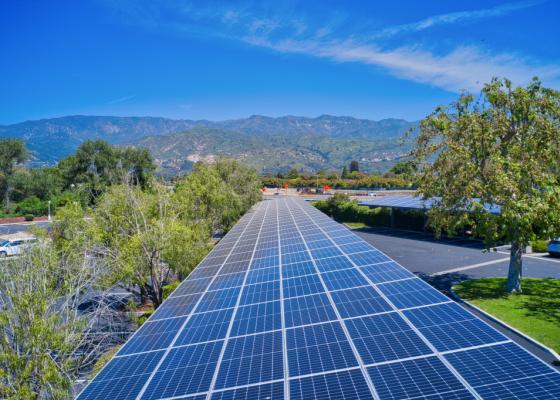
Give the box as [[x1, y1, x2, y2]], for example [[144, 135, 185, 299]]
[[497, 251, 560, 264], [430, 257, 510, 276]]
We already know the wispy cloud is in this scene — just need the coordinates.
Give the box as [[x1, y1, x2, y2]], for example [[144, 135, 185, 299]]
[[105, 1, 560, 93], [374, 0, 545, 38], [107, 94, 135, 105]]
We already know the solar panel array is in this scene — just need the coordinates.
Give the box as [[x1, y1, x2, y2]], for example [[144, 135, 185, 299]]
[[77, 197, 560, 400], [359, 195, 501, 215]]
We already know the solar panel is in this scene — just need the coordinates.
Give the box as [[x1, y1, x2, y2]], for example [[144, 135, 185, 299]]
[[359, 195, 501, 215], [77, 197, 560, 400]]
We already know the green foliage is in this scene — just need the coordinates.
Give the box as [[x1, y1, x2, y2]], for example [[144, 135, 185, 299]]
[[412, 78, 560, 292], [162, 281, 181, 300], [0, 138, 28, 209], [531, 240, 549, 253], [261, 174, 412, 190], [349, 160, 360, 173], [24, 214, 34, 221], [0, 240, 114, 399], [57, 140, 155, 204], [15, 196, 47, 216], [454, 278, 560, 353], [387, 160, 417, 177], [90, 346, 120, 379], [314, 194, 391, 227]]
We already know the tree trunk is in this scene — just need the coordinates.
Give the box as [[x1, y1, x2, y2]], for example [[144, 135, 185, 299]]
[[506, 241, 523, 293]]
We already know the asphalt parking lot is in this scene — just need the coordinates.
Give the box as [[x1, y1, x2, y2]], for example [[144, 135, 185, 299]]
[[0, 221, 51, 236], [352, 225, 560, 369]]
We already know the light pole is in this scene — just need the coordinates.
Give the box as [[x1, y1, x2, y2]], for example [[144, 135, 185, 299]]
[[48, 200, 51, 221]]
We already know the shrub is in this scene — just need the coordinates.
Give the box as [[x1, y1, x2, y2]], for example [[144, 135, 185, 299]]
[[24, 214, 34, 221], [15, 196, 47, 216], [162, 280, 181, 300], [531, 240, 549, 253]]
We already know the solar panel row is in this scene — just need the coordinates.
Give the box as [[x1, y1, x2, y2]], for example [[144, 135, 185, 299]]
[[359, 195, 501, 215], [77, 197, 560, 400]]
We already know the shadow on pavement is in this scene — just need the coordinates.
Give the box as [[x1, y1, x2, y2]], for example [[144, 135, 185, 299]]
[[353, 226, 487, 250]]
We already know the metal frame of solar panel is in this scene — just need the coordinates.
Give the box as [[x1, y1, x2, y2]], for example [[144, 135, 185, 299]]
[[77, 197, 560, 400]]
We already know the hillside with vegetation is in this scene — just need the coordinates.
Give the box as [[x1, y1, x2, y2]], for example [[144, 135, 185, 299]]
[[0, 115, 416, 173]]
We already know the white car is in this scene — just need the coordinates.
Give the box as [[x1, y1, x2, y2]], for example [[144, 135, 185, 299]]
[[0, 237, 37, 257], [547, 238, 560, 257]]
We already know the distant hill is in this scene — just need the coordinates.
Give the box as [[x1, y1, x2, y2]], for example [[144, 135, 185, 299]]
[[0, 115, 417, 173]]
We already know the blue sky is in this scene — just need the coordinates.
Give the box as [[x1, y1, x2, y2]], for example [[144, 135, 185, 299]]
[[1, 0, 559, 124]]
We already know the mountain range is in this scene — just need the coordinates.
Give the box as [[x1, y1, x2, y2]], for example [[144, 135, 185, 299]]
[[0, 115, 417, 174]]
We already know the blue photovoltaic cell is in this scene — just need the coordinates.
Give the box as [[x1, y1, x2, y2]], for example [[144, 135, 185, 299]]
[[377, 278, 449, 309], [208, 272, 246, 291], [283, 274, 325, 298], [143, 341, 224, 399], [321, 268, 369, 291], [445, 342, 557, 388], [175, 308, 234, 346], [314, 255, 355, 272], [346, 313, 432, 364], [348, 250, 391, 267], [360, 262, 414, 284], [240, 280, 280, 305], [418, 318, 507, 352], [211, 381, 284, 400], [95, 350, 165, 382], [287, 321, 359, 376], [284, 293, 338, 327], [330, 286, 393, 318], [77, 375, 152, 400], [245, 265, 279, 284], [150, 293, 201, 320], [78, 198, 560, 400], [230, 300, 281, 336], [474, 373, 560, 400], [118, 316, 187, 355], [282, 260, 316, 278], [215, 331, 284, 389], [196, 287, 241, 312], [290, 369, 374, 400], [368, 356, 474, 400]]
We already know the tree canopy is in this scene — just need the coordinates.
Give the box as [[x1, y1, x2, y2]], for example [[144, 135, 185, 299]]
[[412, 77, 560, 292]]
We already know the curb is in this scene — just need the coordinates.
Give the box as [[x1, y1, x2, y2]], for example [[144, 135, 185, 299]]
[[450, 286, 560, 362]]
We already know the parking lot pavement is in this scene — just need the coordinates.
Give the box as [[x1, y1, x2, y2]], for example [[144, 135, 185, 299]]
[[352, 225, 560, 369], [0, 221, 51, 236]]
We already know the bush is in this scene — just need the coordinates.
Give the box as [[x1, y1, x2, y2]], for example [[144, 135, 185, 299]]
[[24, 214, 34, 221], [162, 280, 181, 300], [15, 196, 47, 216], [313, 195, 391, 228], [531, 240, 549, 253]]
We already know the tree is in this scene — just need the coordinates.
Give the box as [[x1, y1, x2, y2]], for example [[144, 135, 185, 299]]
[[412, 77, 560, 292], [58, 140, 155, 204], [287, 167, 299, 179], [341, 166, 349, 179], [0, 231, 121, 399], [93, 181, 210, 308], [0, 138, 28, 209], [389, 160, 417, 176], [349, 160, 360, 173]]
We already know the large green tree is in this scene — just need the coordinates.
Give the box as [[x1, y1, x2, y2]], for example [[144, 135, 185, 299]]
[[413, 78, 560, 292], [58, 140, 155, 204], [0, 138, 28, 209]]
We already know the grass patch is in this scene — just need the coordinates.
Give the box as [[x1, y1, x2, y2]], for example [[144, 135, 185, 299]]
[[454, 278, 560, 353], [344, 222, 369, 229]]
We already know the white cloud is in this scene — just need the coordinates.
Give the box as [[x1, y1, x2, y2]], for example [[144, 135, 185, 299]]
[[373, 0, 545, 38], [105, 1, 560, 93], [107, 95, 135, 105]]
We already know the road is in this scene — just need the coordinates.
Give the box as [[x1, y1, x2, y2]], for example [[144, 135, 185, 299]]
[[0, 221, 51, 236]]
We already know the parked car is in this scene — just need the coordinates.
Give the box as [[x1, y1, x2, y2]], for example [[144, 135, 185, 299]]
[[547, 238, 560, 257], [0, 237, 37, 257]]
